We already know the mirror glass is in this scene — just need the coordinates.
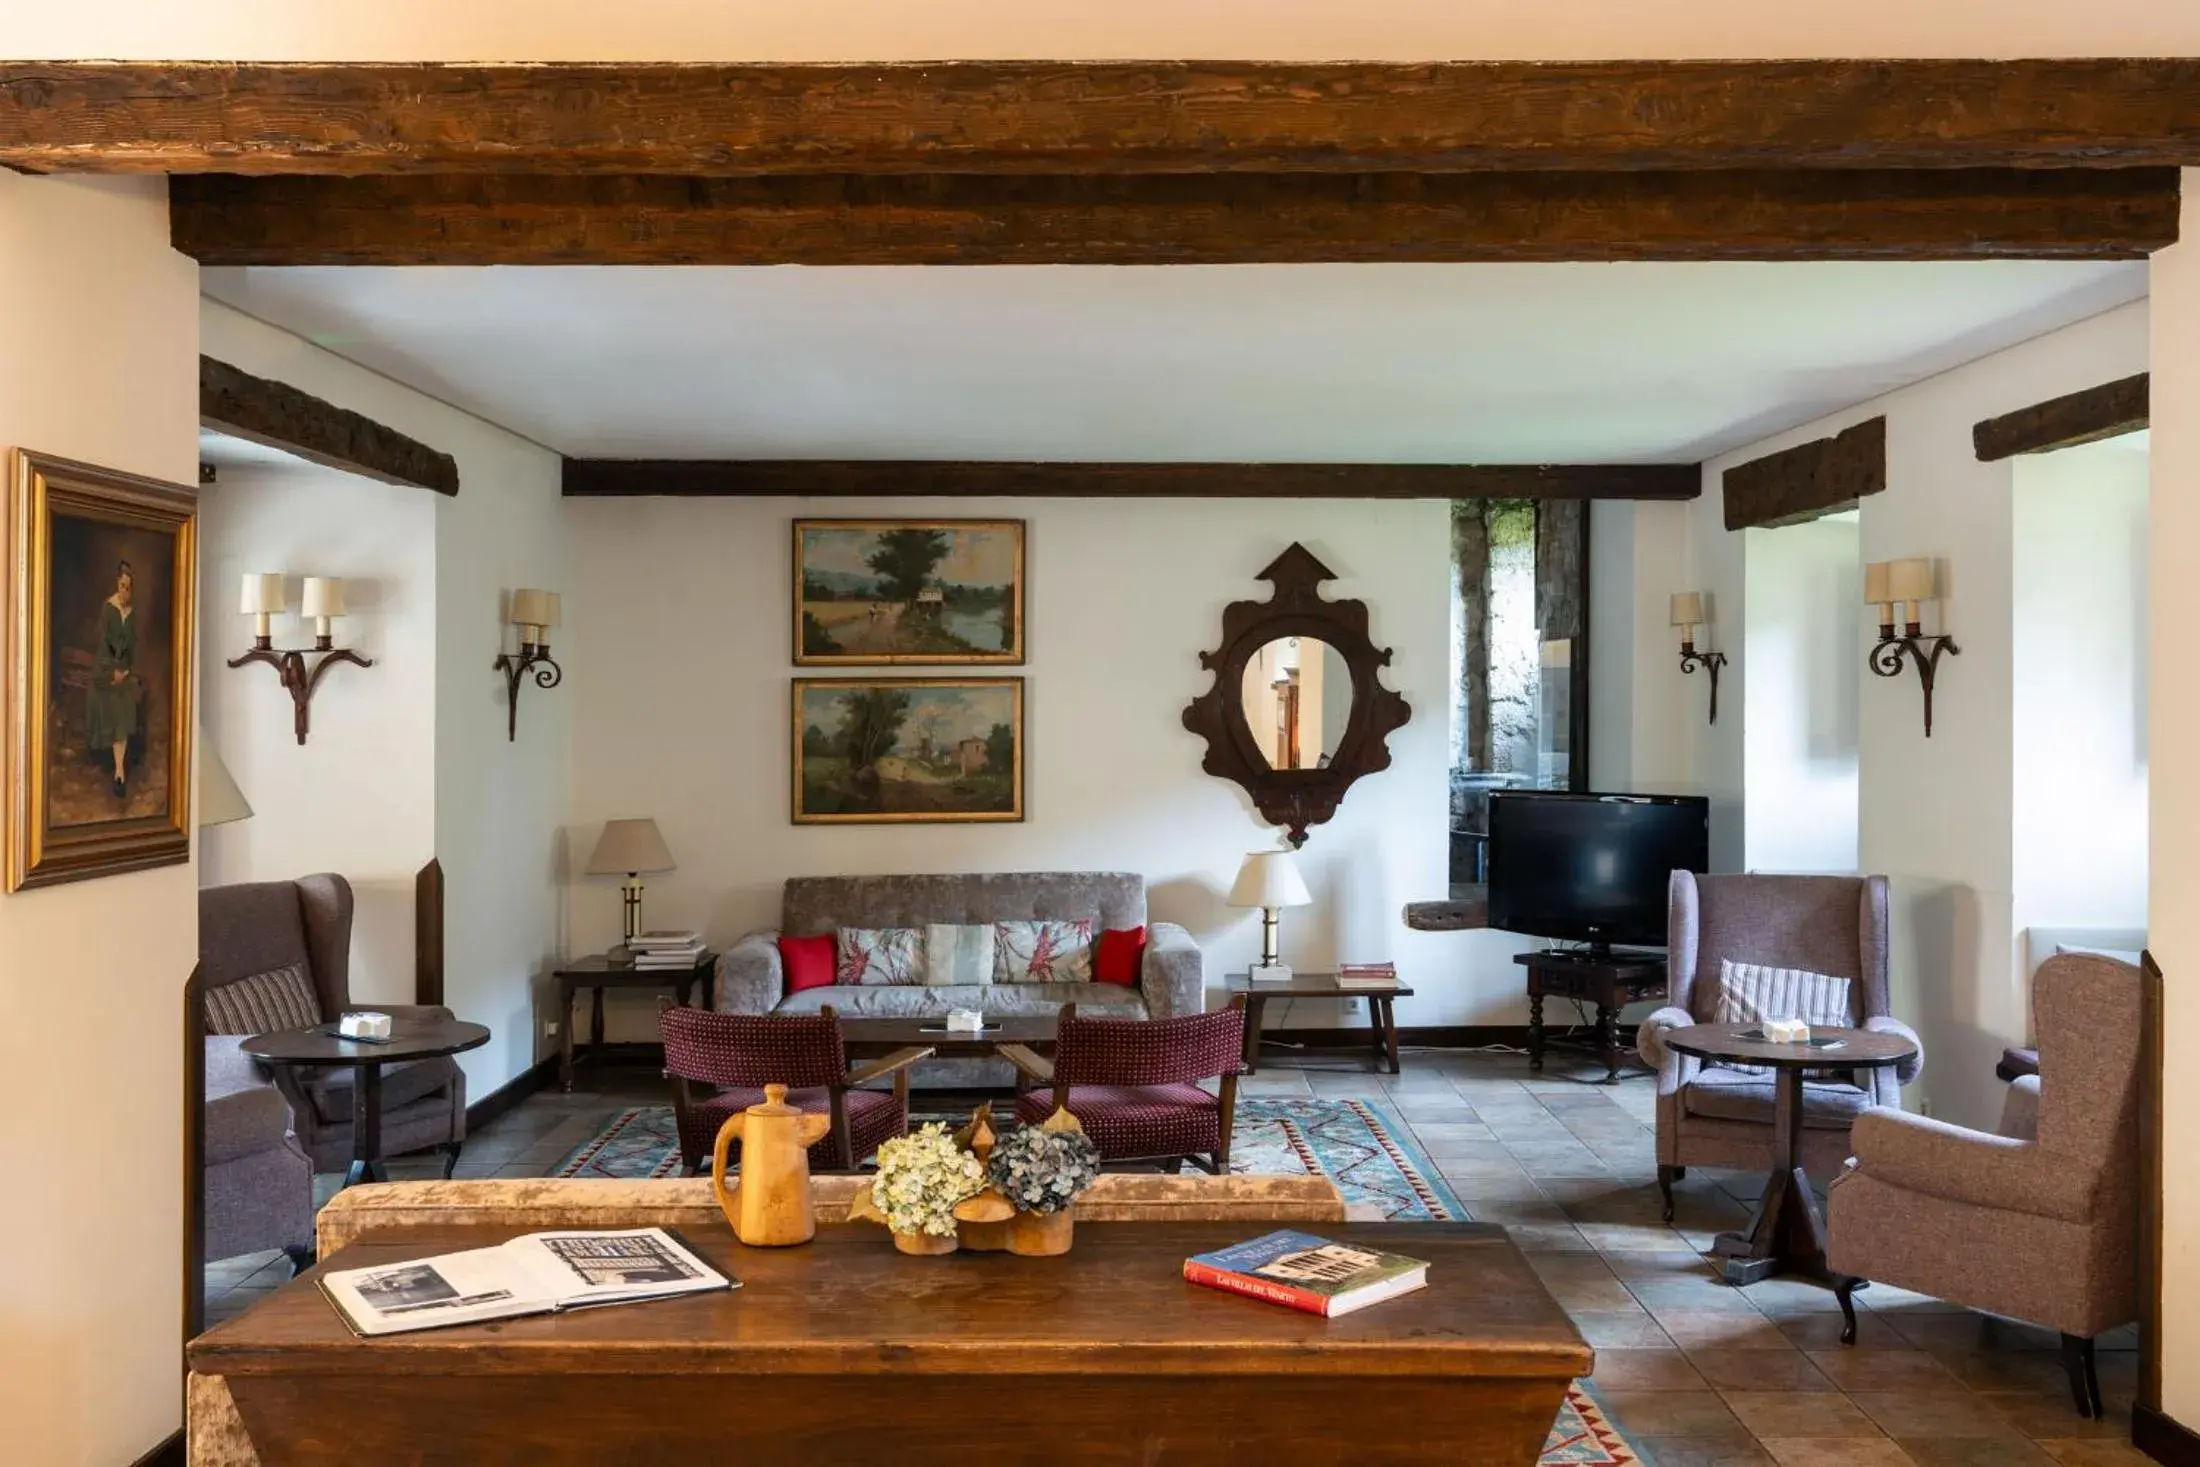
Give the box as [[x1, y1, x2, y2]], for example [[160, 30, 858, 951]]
[[1238, 636, 1356, 771]]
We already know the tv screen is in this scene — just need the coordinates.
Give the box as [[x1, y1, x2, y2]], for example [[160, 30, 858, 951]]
[[1486, 792, 1710, 949]]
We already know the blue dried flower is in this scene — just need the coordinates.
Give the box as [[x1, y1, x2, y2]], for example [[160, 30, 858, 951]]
[[986, 1125, 1101, 1214]]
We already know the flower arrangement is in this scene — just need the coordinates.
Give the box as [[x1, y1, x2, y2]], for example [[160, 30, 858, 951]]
[[986, 1122, 1102, 1215], [870, 1123, 986, 1238]]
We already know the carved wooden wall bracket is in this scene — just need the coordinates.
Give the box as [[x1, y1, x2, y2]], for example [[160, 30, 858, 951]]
[[1182, 543, 1411, 848], [226, 636, 372, 745], [1869, 626, 1960, 737]]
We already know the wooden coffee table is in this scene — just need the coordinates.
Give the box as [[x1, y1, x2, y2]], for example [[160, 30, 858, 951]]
[[1225, 972, 1415, 1075], [838, 1015, 1057, 1060], [192, 1220, 1589, 1466]]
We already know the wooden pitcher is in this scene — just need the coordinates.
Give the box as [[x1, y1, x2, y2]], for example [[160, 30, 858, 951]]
[[712, 1083, 833, 1247]]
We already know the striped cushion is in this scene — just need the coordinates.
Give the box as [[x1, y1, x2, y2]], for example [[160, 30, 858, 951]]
[[204, 962, 323, 1035], [924, 923, 995, 987], [1712, 959, 1853, 1075]]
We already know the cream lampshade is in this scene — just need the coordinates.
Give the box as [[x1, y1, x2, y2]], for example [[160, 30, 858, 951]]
[[1229, 850, 1312, 982], [1668, 592, 1704, 630], [197, 742, 253, 828], [300, 577, 346, 641], [511, 589, 561, 645], [1888, 558, 1936, 625], [587, 818, 675, 962], [239, 572, 285, 640]]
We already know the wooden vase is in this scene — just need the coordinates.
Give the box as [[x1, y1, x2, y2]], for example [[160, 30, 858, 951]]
[[1004, 1209, 1075, 1257], [893, 1229, 960, 1257]]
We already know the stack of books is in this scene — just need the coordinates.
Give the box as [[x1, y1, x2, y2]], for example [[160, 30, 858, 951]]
[[1336, 961, 1399, 990], [627, 931, 706, 970]]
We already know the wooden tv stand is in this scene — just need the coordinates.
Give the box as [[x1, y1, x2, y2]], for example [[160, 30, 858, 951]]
[[1514, 949, 1669, 1084]]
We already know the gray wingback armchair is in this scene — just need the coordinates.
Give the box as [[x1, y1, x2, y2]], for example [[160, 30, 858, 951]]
[[200, 874, 467, 1174], [202, 1035, 314, 1269], [1827, 953, 2139, 1419], [1636, 871, 1922, 1221]]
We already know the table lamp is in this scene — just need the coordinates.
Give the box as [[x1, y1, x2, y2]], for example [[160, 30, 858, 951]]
[[197, 741, 254, 828], [1229, 849, 1312, 982], [586, 818, 675, 965]]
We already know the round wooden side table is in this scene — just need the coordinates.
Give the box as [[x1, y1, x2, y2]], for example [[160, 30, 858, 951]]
[[244, 1014, 490, 1188]]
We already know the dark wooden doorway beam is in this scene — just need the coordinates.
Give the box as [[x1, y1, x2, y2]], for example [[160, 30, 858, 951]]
[[561, 460, 1701, 502], [10, 60, 2200, 175], [1972, 373, 2150, 461], [200, 356, 461, 496], [1722, 417, 1887, 531], [169, 168, 2179, 267]]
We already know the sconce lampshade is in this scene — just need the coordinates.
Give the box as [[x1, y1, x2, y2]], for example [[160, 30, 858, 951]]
[[1888, 558, 1937, 603], [300, 577, 346, 620], [1228, 850, 1312, 910], [239, 573, 286, 615], [1863, 561, 1892, 605], [1669, 592, 1705, 628], [197, 741, 254, 828], [586, 818, 675, 876], [511, 589, 561, 631]]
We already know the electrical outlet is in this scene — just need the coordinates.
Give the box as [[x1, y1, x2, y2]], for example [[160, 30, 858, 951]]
[[1917, 1097, 1933, 1118], [1341, 997, 1363, 1019], [544, 1019, 560, 1038]]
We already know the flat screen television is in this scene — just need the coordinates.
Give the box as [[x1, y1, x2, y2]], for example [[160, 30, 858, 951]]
[[1486, 791, 1710, 952]]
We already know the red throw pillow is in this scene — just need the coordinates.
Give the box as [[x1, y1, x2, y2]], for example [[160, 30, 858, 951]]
[[1094, 926, 1147, 986], [779, 933, 838, 994]]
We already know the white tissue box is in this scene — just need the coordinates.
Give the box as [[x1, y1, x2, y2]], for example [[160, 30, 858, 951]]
[[1762, 1016, 1810, 1044], [339, 1011, 392, 1041], [945, 1008, 985, 1034]]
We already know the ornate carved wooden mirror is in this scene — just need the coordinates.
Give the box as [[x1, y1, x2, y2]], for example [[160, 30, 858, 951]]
[[1183, 544, 1410, 847]]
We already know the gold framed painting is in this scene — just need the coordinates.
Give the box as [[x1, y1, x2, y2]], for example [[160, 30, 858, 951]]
[[793, 677, 1024, 824], [794, 518, 1025, 665], [5, 450, 197, 891]]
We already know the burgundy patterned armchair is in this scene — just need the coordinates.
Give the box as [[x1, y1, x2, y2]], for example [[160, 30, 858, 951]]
[[659, 1002, 931, 1174], [1003, 999, 1247, 1173]]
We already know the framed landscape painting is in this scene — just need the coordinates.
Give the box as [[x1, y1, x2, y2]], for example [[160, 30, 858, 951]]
[[6, 450, 197, 891], [793, 677, 1024, 824], [794, 519, 1024, 665]]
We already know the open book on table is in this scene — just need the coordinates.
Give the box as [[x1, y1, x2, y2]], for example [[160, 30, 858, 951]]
[[320, 1228, 732, 1337]]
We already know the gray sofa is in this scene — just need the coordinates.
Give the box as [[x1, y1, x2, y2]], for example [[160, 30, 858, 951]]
[[719, 872, 1204, 1085]]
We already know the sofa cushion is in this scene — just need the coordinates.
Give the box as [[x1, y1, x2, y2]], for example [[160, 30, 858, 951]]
[[836, 927, 925, 985], [925, 923, 995, 987], [204, 962, 323, 1035], [995, 919, 1095, 983], [779, 933, 837, 995], [1095, 926, 1147, 986], [305, 1057, 457, 1125], [1712, 959, 1854, 1075], [1683, 1067, 1869, 1130], [774, 983, 1148, 1021]]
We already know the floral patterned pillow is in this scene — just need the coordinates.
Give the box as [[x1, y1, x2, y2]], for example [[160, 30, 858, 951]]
[[836, 927, 926, 986], [992, 919, 1095, 984]]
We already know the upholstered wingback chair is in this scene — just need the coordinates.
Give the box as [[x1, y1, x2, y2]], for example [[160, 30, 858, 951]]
[[199, 874, 466, 1174], [1827, 953, 2140, 1418], [1636, 872, 1922, 1221]]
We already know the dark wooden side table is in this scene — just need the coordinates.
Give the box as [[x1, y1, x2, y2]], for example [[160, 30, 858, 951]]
[[242, 1014, 491, 1188], [1514, 949, 1668, 1083], [1225, 971, 1416, 1075], [1664, 1022, 1919, 1287], [553, 952, 717, 1092]]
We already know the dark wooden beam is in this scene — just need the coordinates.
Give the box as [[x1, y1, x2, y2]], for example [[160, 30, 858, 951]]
[[1972, 373, 2150, 461], [199, 355, 460, 496], [1722, 417, 1886, 531], [562, 460, 1700, 501], [168, 168, 2179, 267], [11, 60, 2200, 175]]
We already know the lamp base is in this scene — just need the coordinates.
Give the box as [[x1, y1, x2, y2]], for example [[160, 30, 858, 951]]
[[604, 943, 636, 968], [1248, 963, 1295, 983]]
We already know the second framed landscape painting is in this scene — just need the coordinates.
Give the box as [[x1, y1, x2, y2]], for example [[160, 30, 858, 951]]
[[795, 518, 1024, 666], [793, 677, 1024, 825]]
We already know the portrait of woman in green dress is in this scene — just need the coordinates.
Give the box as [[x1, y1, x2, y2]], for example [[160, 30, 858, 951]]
[[85, 559, 144, 799]]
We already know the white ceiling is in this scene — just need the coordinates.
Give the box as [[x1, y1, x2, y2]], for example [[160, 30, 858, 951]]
[[200, 261, 2147, 464]]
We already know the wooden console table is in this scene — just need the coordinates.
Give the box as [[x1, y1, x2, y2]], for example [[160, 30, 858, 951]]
[[1514, 950, 1668, 1084], [552, 952, 716, 1092], [1226, 971, 1416, 1075], [192, 1220, 1588, 1466]]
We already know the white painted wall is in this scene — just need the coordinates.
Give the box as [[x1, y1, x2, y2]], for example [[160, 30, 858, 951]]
[[0, 173, 198, 1466], [197, 461, 439, 1003], [2151, 171, 2200, 1427], [2010, 435, 2149, 950], [565, 495, 1541, 1040], [1741, 516, 1860, 874], [201, 299, 571, 1097]]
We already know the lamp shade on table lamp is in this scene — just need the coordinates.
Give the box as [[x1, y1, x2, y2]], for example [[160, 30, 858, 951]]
[[587, 818, 675, 961], [1230, 850, 1312, 980], [197, 743, 254, 828]]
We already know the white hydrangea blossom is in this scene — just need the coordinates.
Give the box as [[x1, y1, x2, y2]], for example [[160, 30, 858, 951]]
[[872, 1123, 986, 1237]]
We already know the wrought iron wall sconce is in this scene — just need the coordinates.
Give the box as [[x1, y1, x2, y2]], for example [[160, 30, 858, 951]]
[[1669, 592, 1729, 724], [495, 588, 563, 741], [226, 574, 372, 745], [1864, 558, 1960, 737]]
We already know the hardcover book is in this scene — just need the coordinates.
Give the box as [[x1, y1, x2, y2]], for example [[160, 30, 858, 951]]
[[1183, 1230, 1428, 1317]]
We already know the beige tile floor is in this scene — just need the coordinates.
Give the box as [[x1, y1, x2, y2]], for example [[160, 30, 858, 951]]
[[205, 1046, 2146, 1465]]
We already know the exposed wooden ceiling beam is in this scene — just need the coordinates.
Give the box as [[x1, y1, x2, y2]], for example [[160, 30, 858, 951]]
[[10, 60, 2200, 175], [168, 168, 2179, 267], [1722, 418, 1885, 531], [561, 460, 1701, 501], [1973, 373, 2151, 460], [200, 355, 460, 496]]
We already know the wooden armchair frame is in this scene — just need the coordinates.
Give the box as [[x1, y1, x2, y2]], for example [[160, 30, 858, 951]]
[[1003, 995, 1247, 1174]]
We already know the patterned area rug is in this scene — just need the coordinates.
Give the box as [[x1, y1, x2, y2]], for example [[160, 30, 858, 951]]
[[554, 1107, 685, 1179], [1545, 1385, 1647, 1466]]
